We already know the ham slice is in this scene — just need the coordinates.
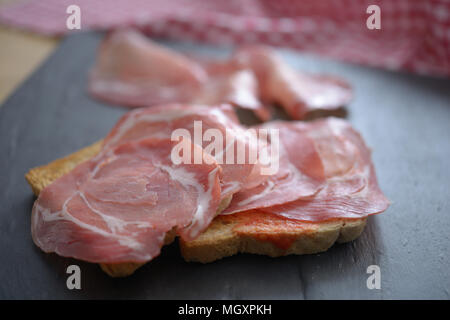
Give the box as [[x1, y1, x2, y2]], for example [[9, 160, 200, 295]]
[[89, 29, 207, 107], [260, 118, 390, 221], [193, 69, 270, 121], [232, 46, 353, 120], [89, 29, 270, 120], [32, 138, 222, 263], [222, 121, 326, 214], [102, 104, 266, 198]]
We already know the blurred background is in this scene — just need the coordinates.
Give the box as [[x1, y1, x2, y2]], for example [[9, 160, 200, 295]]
[[0, 0, 449, 105]]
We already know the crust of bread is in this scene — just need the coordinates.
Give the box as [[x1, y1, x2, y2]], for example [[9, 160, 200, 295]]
[[25, 140, 367, 276], [180, 211, 365, 263], [25, 141, 104, 196]]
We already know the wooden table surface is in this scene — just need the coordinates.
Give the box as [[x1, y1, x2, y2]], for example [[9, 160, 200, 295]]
[[0, 0, 59, 105]]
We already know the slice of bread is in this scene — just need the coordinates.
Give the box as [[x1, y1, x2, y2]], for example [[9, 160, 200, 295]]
[[180, 211, 365, 263], [25, 141, 366, 276]]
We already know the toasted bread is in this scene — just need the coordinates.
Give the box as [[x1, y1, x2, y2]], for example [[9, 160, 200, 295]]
[[180, 211, 365, 263], [25, 141, 366, 276]]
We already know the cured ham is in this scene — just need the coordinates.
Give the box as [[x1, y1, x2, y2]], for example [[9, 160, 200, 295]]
[[223, 118, 389, 221], [89, 29, 270, 120], [102, 104, 266, 198], [32, 138, 222, 263], [193, 69, 270, 121], [232, 46, 353, 120], [259, 118, 390, 221], [89, 29, 207, 107], [89, 29, 352, 122], [222, 121, 326, 214]]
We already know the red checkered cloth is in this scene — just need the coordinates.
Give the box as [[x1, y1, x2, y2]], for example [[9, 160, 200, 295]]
[[1, 0, 449, 77]]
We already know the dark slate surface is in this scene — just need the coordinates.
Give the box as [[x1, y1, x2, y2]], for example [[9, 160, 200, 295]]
[[0, 32, 449, 300]]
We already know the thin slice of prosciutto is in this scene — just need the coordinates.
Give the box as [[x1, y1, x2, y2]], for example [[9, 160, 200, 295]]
[[222, 121, 326, 214], [232, 46, 353, 120], [89, 29, 270, 120], [260, 118, 389, 221], [89, 29, 208, 107], [101, 104, 267, 198], [89, 29, 354, 122], [32, 138, 221, 263]]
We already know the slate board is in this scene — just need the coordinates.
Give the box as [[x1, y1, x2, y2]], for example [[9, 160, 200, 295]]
[[0, 32, 449, 300]]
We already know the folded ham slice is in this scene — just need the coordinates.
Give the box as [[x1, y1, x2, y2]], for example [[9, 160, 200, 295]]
[[232, 46, 353, 120], [89, 29, 354, 122], [222, 121, 326, 214], [31, 104, 389, 266], [89, 29, 270, 120], [102, 104, 266, 198], [89, 29, 207, 107], [223, 118, 389, 221], [193, 69, 270, 121], [260, 118, 389, 221], [32, 138, 222, 263]]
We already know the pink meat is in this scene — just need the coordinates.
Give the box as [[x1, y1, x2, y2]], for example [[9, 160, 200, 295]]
[[102, 104, 267, 198], [193, 69, 270, 121], [232, 46, 353, 119], [222, 121, 326, 214], [89, 29, 270, 120], [32, 138, 221, 263], [89, 29, 207, 107], [261, 118, 390, 221]]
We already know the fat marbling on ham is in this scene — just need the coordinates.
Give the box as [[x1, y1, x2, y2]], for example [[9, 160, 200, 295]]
[[89, 29, 207, 107], [102, 104, 267, 198], [193, 69, 270, 121], [89, 29, 269, 120], [258, 118, 390, 221], [222, 118, 389, 221], [31, 104, 389, 265], [222, 121, 326, 214], [31, 104, 271, 263], [89, 29, 352, 121], [232, 46, 353, 120], [32, 137, 221, 263]]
